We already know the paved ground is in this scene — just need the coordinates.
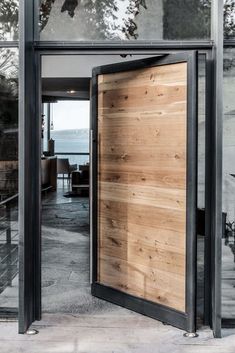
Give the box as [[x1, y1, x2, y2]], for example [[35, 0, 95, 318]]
[[1, 312, 235, 353]]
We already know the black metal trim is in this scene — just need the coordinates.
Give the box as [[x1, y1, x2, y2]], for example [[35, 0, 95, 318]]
[[0, 41, 19, 48], [55, 152, 89, 156], [92, 283, 188, 330], [18, 0, 41, 334], [91, 52, 198, 333], [204, 51, 213, 327], [0, 308, 18, 319], [224, 39, 235, 47], [185, 51, 198, 333], [34, 50, 42, 323], [34, 41, 213, 51], [91, 69, 98, 284], [221, 319, 235, 328], [210, 0, 224, 339]]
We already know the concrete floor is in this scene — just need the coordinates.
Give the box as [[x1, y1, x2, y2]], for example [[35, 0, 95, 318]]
[[1, 314, 235, 352]]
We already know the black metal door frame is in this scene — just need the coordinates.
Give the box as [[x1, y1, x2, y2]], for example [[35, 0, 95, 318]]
[[18, 0, 41, 334], [19, 40, 222, 337]]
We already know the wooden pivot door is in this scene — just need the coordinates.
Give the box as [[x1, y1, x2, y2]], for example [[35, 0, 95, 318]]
[[91, 53, 198, 333]]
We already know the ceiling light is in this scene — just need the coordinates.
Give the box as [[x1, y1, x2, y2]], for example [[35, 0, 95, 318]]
[[67, 90, 76, 94]]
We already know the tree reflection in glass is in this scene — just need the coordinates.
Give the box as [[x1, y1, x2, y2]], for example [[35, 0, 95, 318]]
[[38, 0, 214, 41], [0, 0, 18, 41], [0, 49, 18, 200]]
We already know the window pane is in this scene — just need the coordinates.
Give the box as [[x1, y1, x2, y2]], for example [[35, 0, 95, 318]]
[[222, 47, 235, 319], [224, 0, 235, 39], [39, 0, 211, 41], [0, 1, 18, 41], [0, 48, 18, 313]]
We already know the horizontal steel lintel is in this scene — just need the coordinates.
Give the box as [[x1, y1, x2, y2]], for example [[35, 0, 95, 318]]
[[1, 39, 235, 50], [34, 40, 214, 51], [0, 41, 19, 48]]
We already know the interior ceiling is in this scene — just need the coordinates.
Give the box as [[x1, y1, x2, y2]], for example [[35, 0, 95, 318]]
[[41, 55, 158, 102], [41, 54, 150, 78], [42, 77, 90, 102]]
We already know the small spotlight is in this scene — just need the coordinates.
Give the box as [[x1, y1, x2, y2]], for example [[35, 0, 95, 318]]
[[67, 90, 76, 94]]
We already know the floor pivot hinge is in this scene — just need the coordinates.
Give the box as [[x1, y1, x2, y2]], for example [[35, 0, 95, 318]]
[[183, 332, 198, 338], [26, 329, 39, 335]]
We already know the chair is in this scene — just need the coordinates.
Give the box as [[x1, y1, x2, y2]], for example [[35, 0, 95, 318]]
[[57, 158, 77, 182]]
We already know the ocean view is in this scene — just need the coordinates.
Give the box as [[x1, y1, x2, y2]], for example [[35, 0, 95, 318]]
[[51, 128, 89, 166]]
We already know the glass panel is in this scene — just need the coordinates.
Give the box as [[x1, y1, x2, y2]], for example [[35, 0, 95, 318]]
[[224, 0, 235, 39], [197, 54, 206, 323], [222, 47, 235, 319], [0, 1, 18, 41], [0, 48, 18, 314], [39, 0, 210, 41]]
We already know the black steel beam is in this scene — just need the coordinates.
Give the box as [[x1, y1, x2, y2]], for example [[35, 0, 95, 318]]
[[18, 0, 41, 334], [210, 0, 224, 339]]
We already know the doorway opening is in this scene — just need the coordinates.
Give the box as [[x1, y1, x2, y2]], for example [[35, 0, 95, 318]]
[[39, 53, 206, 330], [41, 98, 91, 313], [40, 54, 157, 316]]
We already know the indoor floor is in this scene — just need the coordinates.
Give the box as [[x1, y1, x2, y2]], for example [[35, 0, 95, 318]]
[[41, 180, 117, 315]]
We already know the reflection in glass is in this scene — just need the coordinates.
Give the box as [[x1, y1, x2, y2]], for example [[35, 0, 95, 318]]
[[0, 1, 18, 41], [224, 0, 235, 39], [222, 48, 235, 319], [0, 48, 18, 313], [39, 0, 211, 41]]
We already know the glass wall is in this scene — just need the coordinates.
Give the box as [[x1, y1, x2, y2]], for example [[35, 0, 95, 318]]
[[222, 48, 235, 320], [224, 0, 235, 39], [39, 0, 211, 41], [0, 1, 18, 41], [0, 48, 18, 313]]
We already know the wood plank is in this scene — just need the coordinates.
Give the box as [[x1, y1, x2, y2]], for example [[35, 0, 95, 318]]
[[97, 62, 187, 312], [98, 63, 187, 91], [99, 255, 185, 312], [99, 182, 186, 211], [99, 217, 186, 253], [99, 169, 186, 189]]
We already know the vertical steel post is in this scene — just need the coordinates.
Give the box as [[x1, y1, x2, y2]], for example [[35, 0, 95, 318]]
[[19, 0, 41, 334], [210, 0, 224, 338]]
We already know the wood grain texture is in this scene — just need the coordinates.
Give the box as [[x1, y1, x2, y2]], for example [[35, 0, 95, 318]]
[[97, 63, 187, 312]]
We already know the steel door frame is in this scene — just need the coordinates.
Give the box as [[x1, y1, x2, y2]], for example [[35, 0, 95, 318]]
[[18, 41, 221, 336]]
